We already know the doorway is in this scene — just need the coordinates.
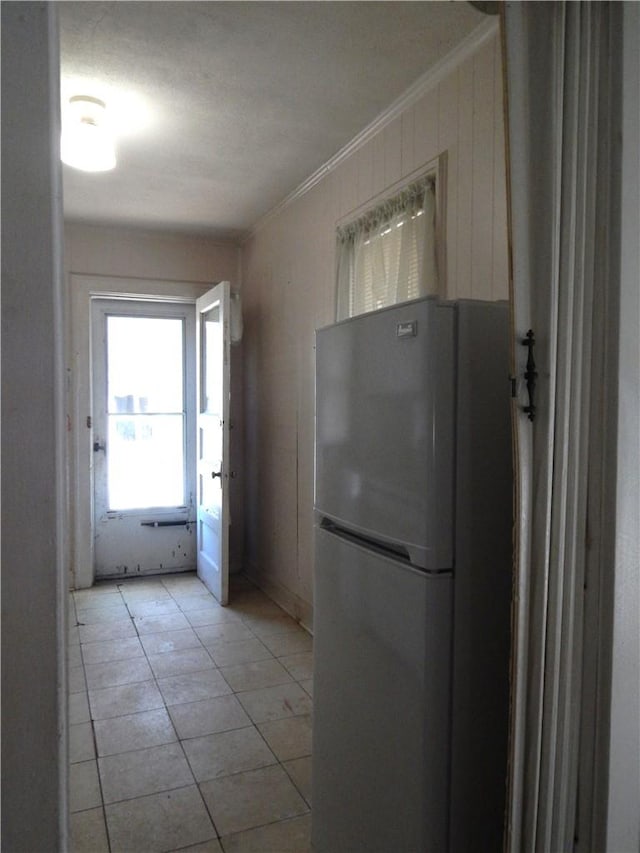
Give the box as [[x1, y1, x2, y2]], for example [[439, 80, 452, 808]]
[[69, 274, 223, 592], [91, 299, 196, 579]]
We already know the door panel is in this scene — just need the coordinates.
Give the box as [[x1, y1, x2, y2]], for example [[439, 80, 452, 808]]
[[92, 299, 196, 578], [196, 282, 231, 604]]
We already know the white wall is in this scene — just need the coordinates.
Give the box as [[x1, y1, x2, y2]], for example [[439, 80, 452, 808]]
[[65, 223, 240, 283], [241, 25, 508, 625], [1, 3, 68, 849], [65, 224, 243, 588]]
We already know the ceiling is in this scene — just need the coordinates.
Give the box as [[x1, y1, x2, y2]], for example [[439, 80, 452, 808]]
[[58, 1, 486, 242]]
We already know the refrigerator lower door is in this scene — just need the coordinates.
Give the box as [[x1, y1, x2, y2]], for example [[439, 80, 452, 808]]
[[312, 525, 453, 852]]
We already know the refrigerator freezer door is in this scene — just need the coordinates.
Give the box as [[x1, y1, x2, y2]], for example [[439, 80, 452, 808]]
[[315, 298, 455, 570], [311, 525, 453, 852]]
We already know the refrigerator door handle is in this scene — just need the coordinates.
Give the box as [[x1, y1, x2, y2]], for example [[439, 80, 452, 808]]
[[319, 517, 412, 564]]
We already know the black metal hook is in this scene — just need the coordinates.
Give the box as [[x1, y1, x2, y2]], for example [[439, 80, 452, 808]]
[[522, 329, 537, 422]]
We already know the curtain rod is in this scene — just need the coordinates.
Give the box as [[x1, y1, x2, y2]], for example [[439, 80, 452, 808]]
[[335, 157, 440, 230]]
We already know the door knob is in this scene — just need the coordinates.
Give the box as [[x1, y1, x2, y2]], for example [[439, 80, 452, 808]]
[[211, 469, 222, 479], [93, 441, 106, 453]]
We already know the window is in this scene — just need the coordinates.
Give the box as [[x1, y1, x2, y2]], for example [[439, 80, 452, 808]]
[[105, 313, 186, 510], [336, 175, 438, 320]]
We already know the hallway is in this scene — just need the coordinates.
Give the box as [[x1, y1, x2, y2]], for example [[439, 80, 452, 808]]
[[69, 573, 313, 852]]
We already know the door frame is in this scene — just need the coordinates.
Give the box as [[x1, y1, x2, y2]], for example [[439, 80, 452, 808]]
[[90, 297, 197, 579], [69, 274, 217, 589]]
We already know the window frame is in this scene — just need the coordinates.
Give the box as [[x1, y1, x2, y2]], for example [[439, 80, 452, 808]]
[[334, 153, 447, 320]]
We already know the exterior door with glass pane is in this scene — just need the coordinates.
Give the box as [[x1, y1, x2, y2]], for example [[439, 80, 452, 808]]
[[196, 282, 230, 605], [91, 299, 196, 578]]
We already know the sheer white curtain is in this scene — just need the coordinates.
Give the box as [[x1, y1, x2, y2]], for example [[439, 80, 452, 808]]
[[336, 178, 437, 320]]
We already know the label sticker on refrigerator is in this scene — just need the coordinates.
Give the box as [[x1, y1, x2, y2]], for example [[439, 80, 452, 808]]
[[396, 321, 417, 338]]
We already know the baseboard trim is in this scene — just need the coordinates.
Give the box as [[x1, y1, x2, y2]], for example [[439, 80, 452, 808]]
[[244, 565, 314, 635]]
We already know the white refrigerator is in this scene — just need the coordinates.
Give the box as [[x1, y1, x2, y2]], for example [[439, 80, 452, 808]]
[[312, 297, 512, 852]]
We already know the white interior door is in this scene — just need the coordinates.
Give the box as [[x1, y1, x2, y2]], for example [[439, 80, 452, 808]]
[[196, 282, 231, 604], [91, 299, 196, 578]]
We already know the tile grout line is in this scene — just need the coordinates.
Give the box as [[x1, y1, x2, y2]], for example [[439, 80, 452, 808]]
[[92, 581, 196, 851], [157, 576, 285, 849], [72, 574, 313, 851], [156, 576, 225, 848], [160, 578, 312, 845], [73, 585, 125, 852]]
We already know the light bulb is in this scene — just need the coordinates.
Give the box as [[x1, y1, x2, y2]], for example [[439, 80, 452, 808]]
[[61, 96, 116, 172]]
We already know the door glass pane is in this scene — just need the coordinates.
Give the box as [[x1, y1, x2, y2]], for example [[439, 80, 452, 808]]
[[106, 315, 185, 510], [108, 316, 183, 413], [108, 415, 184, 510], [202, 306, 222, 415]]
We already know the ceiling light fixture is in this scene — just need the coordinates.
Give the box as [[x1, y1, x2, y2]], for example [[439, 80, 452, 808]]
[[61, 95, 116, 172]]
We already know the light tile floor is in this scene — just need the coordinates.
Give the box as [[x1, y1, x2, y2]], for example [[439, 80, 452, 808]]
[[69, 573, 313, 853]]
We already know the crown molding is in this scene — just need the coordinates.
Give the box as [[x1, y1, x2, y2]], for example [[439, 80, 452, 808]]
[[245, 17, 499, 243]]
